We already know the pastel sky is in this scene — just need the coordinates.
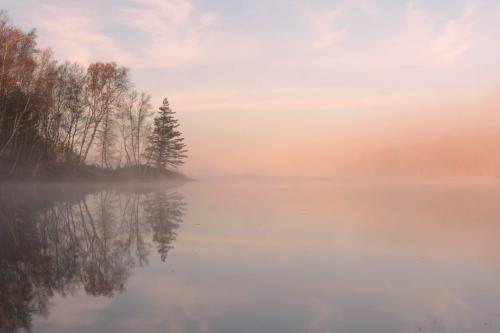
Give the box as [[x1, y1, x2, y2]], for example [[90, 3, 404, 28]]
[[4, 0, 500, 179]]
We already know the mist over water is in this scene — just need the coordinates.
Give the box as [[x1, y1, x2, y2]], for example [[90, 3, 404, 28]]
[[2, 181, 500, 333], [183, 97, 500, 180]]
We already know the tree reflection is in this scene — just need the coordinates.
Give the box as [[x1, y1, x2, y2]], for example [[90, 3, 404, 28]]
[[0, 185, 185, 332]]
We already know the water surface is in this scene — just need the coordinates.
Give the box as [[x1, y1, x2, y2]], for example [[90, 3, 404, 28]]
[[1, 181, 500, 333]]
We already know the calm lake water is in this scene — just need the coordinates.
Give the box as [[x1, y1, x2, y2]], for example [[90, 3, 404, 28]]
[[2, 181, 500, 333]]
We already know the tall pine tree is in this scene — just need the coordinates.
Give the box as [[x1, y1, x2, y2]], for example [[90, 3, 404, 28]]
[[144, 98, 187, 170]]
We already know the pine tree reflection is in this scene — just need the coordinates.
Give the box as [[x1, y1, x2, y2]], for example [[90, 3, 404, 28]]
[[0, 186, 185, 332], [144, 191, 184, 262]]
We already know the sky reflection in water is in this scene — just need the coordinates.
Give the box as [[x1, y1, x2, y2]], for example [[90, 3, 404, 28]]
[[1, 182, 500, 333]]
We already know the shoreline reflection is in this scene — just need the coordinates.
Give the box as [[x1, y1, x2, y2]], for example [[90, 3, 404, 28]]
[[0, 185, 185, 333]]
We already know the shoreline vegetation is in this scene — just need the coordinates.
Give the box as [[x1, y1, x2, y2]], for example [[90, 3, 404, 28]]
[[0, 11, 190, 183], [0, 163, 193, 183]]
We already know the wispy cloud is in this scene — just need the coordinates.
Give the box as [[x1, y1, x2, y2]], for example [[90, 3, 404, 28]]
[[399, 1, 478, 66], [349, 0, 381, 16], [27, 2, 128, 64], [7, 0, 487, 69], [297, 0, 353, 50], [9, 0, 221, 68], [119, 0, 220, 67], [306, 7, 348, 49], [300, 0, 381, 51], [296, 1, 483, 69]]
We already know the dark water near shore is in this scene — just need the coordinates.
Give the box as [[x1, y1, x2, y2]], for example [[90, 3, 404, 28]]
[[2, 181, 500, 333]]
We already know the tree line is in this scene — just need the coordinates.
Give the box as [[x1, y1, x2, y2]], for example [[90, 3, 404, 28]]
[[0, 11, 186, 177]]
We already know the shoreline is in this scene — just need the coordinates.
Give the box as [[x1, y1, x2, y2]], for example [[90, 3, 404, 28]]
[[0, 163, 194, 184]]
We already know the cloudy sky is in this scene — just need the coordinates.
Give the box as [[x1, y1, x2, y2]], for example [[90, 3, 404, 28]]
[[4, 0, 500, 179]]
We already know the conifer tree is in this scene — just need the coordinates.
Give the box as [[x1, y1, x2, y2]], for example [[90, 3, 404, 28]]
[[143, 98, 187, 170]]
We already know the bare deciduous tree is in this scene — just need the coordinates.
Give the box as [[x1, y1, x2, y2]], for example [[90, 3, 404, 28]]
[[117, 90, 152, 167], [78, 62, 129, 165]]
